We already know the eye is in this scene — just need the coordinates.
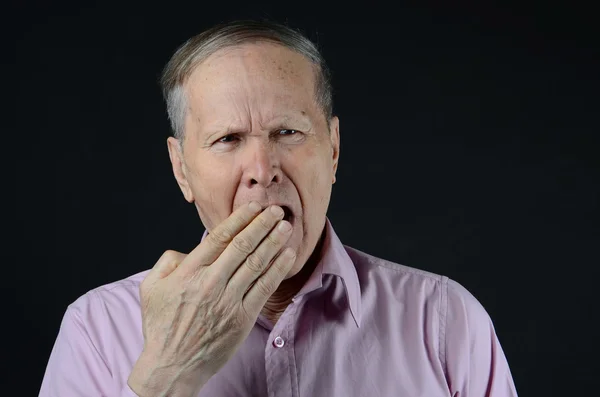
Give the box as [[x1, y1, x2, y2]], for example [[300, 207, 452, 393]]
[[279, 129, 298, 135], [217, 134, 239, 143]]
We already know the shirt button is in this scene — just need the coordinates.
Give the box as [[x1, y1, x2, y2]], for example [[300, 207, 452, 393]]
[[273, 336, 285, 348]]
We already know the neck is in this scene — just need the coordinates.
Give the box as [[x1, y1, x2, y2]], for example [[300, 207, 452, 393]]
[[261, 227, 327, 324]]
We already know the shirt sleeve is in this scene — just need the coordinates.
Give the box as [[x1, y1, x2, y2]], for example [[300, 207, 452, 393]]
[[442, 278, 519, 397], [38, 302, 140, 397]]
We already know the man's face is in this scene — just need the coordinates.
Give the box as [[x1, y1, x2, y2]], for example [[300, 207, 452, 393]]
[[167, 42, 340, 279]]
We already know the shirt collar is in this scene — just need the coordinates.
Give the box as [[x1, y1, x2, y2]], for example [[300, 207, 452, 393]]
[[295, 218, 362, 328], [200, 217, 362, 328]]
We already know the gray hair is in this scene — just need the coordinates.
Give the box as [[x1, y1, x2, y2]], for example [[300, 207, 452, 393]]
[[160, 19, 334, 152]]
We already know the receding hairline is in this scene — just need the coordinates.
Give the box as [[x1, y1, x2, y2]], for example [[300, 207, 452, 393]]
[[166, 38, 323, 94]]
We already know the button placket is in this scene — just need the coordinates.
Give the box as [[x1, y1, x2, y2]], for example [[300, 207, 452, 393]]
[[265, 301, 299, 397]]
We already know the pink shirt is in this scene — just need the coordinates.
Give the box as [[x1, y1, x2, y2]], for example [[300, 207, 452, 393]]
[[40, 219, 518, 396]]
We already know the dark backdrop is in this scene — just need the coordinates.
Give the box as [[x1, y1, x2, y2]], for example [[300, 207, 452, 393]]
[[10, 1, 599, 396]]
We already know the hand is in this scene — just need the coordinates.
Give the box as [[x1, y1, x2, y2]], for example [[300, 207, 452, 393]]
[[128, 202, 296, 397]]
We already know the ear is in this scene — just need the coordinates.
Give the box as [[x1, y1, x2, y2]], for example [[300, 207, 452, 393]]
[[167, 137, 195, 203], [329, 116, 340, 184]]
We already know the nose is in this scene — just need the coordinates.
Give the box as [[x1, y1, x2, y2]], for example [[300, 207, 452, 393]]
[[241, 139, 282, 188]]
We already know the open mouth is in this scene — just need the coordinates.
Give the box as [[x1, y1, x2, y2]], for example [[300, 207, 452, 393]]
[[281, 206, 294, 224]]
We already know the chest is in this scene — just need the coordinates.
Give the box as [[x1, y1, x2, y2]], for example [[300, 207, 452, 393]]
[[199, 306, 449, 397]]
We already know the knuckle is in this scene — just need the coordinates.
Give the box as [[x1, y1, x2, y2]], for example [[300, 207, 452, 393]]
[[160, 249, 177, 261], [208, 229, 231, 248], [229, 211, 245, 225], [222, 306, 245, 328], [164, 250, 184, 264], [270, 256, 287, 277], [255, 277, 275, 297], [270, 251, 294, 278], [232, 235, 254, 255], [245, 253, 265, 273], [226, 212, 248, 232], [197, 274, 220, 297], [257, 215, 272, 230], [265, 233, 281, 248], [269, 258, 287, 279]]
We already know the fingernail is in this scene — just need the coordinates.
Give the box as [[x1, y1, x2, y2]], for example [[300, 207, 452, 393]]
[[271, 205, 284, 217], [249, 201, 261, 212], [278, 220, 291, 232]]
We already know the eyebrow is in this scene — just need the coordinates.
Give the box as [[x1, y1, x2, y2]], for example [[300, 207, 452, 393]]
[[202, 113, 313, 142], [264, 113, 313, 132]]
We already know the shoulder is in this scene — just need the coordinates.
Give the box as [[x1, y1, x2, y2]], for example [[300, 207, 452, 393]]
[[59, 269, 151, 367], [63, 269, 151, 349], [344, 244, 491, 329], [444, 277, 496, 343], [445, 277, 490, 320], [344, 244, 448, 292], [41, 271, 152, 395], [340, 244, 516, 393], [68, 269, 150, 316]]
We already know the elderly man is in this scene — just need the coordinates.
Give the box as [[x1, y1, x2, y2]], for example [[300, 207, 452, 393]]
[[40, 20, 518, 397]]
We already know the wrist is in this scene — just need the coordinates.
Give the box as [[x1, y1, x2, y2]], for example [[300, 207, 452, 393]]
[[128, 350, 207, 397]]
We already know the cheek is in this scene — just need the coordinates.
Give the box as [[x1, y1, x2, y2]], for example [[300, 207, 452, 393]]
[[291, 143, 332, 195], [302, 157, 333, 206], [191, 163, 237, 226]]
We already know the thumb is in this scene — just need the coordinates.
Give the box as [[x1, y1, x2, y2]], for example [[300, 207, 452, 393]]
[[145, 250, 187, 284]]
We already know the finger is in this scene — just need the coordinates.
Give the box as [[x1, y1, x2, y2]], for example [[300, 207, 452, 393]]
[[242, 246, 296, 315], [178, 201, 263, 275], [144, 249, 187, 286], [207, 205, 286, 283], [226, 218, 292, 297]]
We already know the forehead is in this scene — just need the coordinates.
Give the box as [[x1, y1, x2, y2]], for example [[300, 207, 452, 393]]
[[184, 42, 319, 120], [191, 41, 315, 84]]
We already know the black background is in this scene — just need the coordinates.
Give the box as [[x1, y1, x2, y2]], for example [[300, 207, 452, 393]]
[[10, 1, 599, 395]]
